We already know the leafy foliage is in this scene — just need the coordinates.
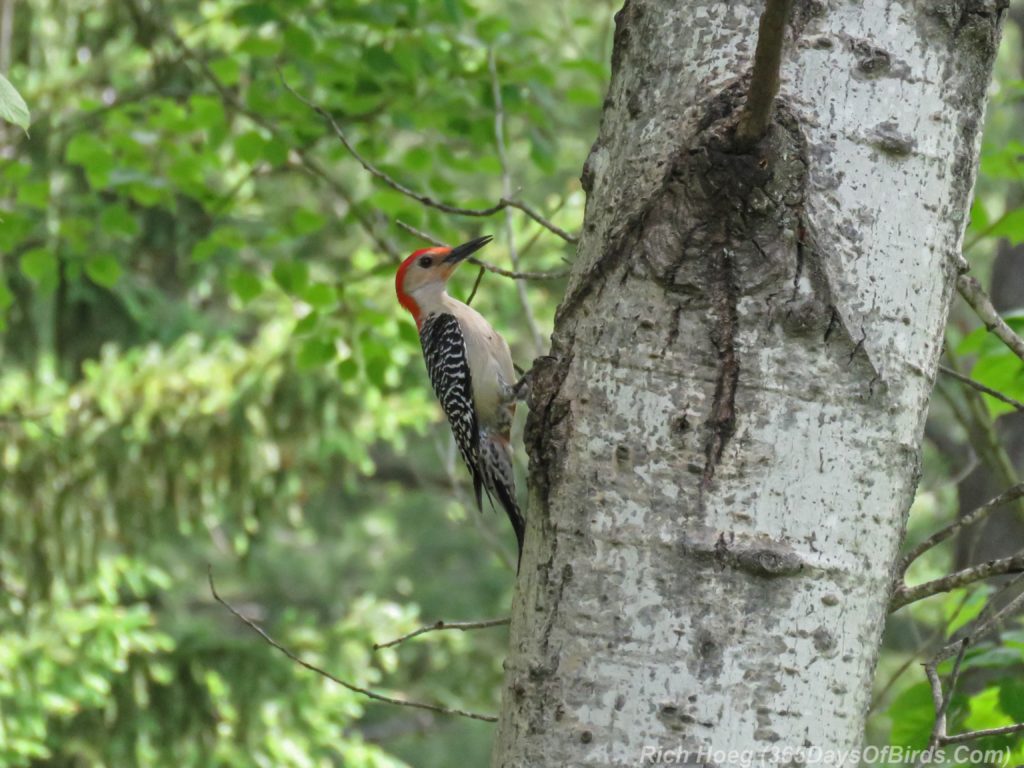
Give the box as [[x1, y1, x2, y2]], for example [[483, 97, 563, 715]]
[[0, 72, 30, 131], [0, 0, 610, 764], [3, 0, 1024, 764]]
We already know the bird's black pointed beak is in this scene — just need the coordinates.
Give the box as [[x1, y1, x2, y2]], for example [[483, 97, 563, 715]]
[[444, 235, 492, 264]]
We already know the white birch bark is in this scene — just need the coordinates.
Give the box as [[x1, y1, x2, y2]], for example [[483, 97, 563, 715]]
[[493, 1, 1006, 765]]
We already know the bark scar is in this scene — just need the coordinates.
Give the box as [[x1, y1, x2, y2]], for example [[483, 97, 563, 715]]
[[701, 249, 740, 493]]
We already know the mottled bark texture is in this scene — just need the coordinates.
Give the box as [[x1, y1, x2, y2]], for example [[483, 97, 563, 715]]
[[493, 1, 1006, 765]]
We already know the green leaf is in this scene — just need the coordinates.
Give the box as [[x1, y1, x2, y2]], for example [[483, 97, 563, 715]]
[[302, 282, 337, 309], [66, 133, 114, 185], [272, 261, 309, 294], [987, 208, 1024, 244], [889, 683, 936, 749], [235, 131, 267, 164], [999, 678, 1024, 722], [231, 3, 279, 25], [189, 95, 225, 132], [964, 685, 1015, 735], [337, 358, 359, 380], [19, 247, 57, 286], [0, 275, 13, 330], [228, 269, 262, 303], [947, 586, 992, 636], [16, 180, 48, 209], [85, 256, 123, 288], [99, 204, 140, 238], [208, 56, 241, 86], [290, 208, 326, 235], [0, 72, 30, 131], [296, 336, 336, 369]]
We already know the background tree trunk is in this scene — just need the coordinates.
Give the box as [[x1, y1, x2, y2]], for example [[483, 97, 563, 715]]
[[493, 1, 1006, 765]]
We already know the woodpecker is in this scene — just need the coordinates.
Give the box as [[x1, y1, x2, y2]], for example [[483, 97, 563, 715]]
[[395, 235, 525, 567]]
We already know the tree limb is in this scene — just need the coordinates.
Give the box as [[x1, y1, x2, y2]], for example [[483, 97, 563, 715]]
[[890, 553, 1024, 611], [374, 618, 510, 651], [279, 72, 579, 244], [207, 567, 498, 723], [897, 483, 1024, 576], [917, 577, 1024, 749], [958, 275, 1024, 364], [734, 0, 794, 150], [489, 47, 544, 354], [923, 639, 968, 755], [938, 364, 1024, 413]]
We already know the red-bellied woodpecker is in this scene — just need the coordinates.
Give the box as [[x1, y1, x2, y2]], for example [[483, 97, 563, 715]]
[[395, 235, 525, 567]]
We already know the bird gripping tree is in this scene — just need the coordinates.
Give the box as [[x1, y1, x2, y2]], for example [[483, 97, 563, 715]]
[[395, 235, 525, 567]]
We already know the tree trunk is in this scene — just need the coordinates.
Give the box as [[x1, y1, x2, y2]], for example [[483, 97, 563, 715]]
[[493, 1, 1005, 765]]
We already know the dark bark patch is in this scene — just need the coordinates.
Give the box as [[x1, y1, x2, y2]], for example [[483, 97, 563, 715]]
[[851, 40, 892, 77], [701, 249, 740, 492], [680, 531, 808, 579], [869, 121, 916, 156], [658, 703, 714, 731], [790, 0, 827, 38]]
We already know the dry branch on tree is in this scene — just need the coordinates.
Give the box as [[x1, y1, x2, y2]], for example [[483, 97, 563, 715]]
[[207, 567, 498, 723], [278, 73, 579, 245], [374, 617, 510, 651]]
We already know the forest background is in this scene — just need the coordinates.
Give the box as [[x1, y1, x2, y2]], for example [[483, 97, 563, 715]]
[[2, 0, 1024, 765]]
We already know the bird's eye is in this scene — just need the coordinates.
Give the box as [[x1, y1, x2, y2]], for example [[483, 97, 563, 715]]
[[418, 256, 432, 268]]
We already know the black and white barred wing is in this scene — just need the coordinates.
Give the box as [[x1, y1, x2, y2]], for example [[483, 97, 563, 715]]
[[419, 313, 484, 506]]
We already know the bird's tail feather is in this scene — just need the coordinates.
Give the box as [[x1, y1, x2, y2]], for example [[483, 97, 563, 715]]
[[479, 430, 525, 570]]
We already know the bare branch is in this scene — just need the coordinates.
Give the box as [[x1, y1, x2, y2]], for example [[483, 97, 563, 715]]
[[953, 575, 1024, 654], [890, 553, 1024, 611], [374, 618, 510, 651], [942, 722, 1024, 744], [923, 639, 969, 753], [466, 266, 486, 307], [938, 364, 1024, 413], [489, 47, 544, 353], [940, 347, 1022, 513], [207, 566, 497, 723], [897, 483, 1024, 576], [734, 0, 794, 150], [395, 220, 570, 281], [870, 591, 972, 714], [279, 72, 578, 244], [917, 578, 1024, 748], [957, 275, 1024, 364]]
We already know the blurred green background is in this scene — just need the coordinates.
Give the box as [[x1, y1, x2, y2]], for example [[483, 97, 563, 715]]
[[1, 1, 1024, 766]]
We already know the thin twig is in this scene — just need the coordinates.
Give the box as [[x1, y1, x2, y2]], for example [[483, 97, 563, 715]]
[[916, 576, 1024, 749], [395, 220, 570, 281], [897, 483, 1024, 576], [278, 71, 578, 244], [938, 365, 1024, 412], [870, 591, 971, 713], [207, 567, 497, 723], [957, 275, 1024, 364], [466, 266, 486, 306], [923, 639, 969, 753], [952, 574, 1024, 654], [891, 553, 1024, 611], [374, 618, 510, 651], [734, 0, 794, 150], [489, 47, 544, 354], [166, 29, 401, 260], [941, 347, 1023, 522], [942, 722, 1024, 744]]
